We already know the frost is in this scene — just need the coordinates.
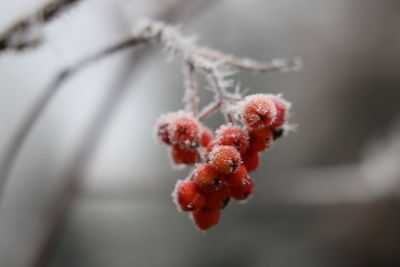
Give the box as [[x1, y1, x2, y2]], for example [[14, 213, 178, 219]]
[[171, 180, 184, 212], [236, 93, 279, 129]]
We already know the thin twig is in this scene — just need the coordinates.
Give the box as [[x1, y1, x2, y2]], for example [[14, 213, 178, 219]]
[[0, 0, 84, 53], [197, 65, 233, 123], [195, 47, 301, 73], [182, 60, 199, 115]]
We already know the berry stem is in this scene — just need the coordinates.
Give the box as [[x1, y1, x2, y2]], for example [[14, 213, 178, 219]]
[[182, 60, 199, 116], [197, 65, 233, 123], [195, 47, 301, 73]]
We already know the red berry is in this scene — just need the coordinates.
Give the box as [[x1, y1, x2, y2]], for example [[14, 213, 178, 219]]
[[238, 94, 277, 129], [225, 164, 248, 184], [200, 126, 213, 147], [242, 151, 260, 172], [215, 123, 249, 154], [173, 181, 205, 212], [268, 95, 291, 129], [171, 146, 198, 165], [229, 173, 254, 200], [209, 145, 242, 174], [192, 209, 220, 230], [168, 111, 200, 149], [248, 127, 273, 152], [154, 113, 174, 145], [206, 141, 217, 153], [203, 185, 231, 210], [193, 164, 223, 192]]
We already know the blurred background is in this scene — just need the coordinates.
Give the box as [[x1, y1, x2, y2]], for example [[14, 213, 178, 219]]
[[1, 0, 400, 266]]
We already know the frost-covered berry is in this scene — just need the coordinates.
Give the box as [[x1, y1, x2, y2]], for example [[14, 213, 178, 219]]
[[192, 209, 220, 230], [203, 185, 231, 210], [193, 164, 223, 192], [209, 145, 242, 174], [224, 164, 248, 184], [242, 151, 260, 172], [206, 141, 217, 153], [171, 146, 198, 165], [168, 111, 200, 149], [154, 112, 175, 145], [229, 172, 254, 200], [215, 123, 249, 154], [200, 126, 213, 147], [173, 181, 205, 212], [238, 94, 277, 129], [267, 94, 291, 129], [248, 127, 273, 152]]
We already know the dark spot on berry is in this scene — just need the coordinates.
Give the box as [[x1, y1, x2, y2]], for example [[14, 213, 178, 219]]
[[272, 127, 284, 140], [189, 139, 199, 149], [233, 141, 241, 148], [222, 198, 230, 208], [243, 191, 249, 197], [230, 162, 238, 173], [259, 114, 266, 121], [212, 178, 221, 187]]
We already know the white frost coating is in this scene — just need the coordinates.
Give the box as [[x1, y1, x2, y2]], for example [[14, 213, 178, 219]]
[[236, 93, 278, 128], [165, 110, 200, 148], [266, 94, 292, 124], [133, 18, 196, 61], [171, 180, 184, 212], [214, 123, 250, 144], [208, 145, 242, 173], [153, 112, 176, 144]]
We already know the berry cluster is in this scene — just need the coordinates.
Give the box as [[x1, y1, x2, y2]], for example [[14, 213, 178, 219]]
[[155, 94, 291, 230]]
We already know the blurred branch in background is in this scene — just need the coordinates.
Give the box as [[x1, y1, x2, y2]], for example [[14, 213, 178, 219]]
[[0, 0, 83, 53], [22, 1, 220, 267]]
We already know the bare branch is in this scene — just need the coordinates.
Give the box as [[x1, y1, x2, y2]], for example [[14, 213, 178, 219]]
[[195, 47, 302, 73], [0, 37, 148, 200], [182, 60, 199, 115], [0, 0, 83, 54]]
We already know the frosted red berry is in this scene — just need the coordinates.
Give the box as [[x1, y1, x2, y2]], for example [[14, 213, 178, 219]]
[[174, 181, 205, 212], [215, 124, 249, 154], [267, 94, 290, 129], [171, 146, 198, 165], [229, 173, 254, 200], [168, 112, 200, 149], [242, 151, 260, 172], [209, 145, 242, 174], [193, 164, 223, 192], [192, 209, 220, 230], [203, 185, 231, 210], [200, 127, 213, 147], [206, 141, 217, 153], [248, 127, 273, 152], [154, 113, 174, 145], [225, 164, 248, 184], [238, 94, 277, 129]]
